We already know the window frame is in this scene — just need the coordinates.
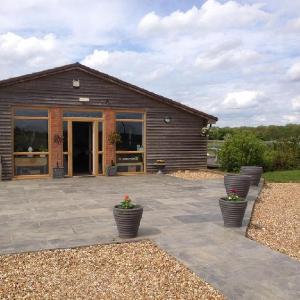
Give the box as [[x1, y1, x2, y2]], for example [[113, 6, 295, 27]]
[[13, 107, 50, 178], [115, 110, 146, 174]]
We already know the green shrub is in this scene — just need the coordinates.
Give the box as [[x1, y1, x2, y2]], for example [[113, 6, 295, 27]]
[[262, 149, 277, 171], [218, 132, 266, 172], [263, 138, 300, 171]]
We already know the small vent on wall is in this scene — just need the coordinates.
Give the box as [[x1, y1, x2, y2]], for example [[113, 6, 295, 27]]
[[73, 79, 80, 88]]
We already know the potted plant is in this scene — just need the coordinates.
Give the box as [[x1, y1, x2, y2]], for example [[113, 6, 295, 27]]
[[113, 195, 143, 238], [106, 160, 118, 176], [53, 161, 65, 179], [240, 166, 263, 186], [108, 131, 121, 145], [154, 159, 166, 174], [219, 189, 248, 227], [224, 174, 251, 198]]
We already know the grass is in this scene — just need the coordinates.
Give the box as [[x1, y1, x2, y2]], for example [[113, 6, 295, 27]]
[[263, 170, 300, 183]]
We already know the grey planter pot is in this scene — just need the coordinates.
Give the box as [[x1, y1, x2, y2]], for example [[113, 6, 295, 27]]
[[52, 167, 64, 179], [154, 163, 166, 174], [106, 166, 117, 176], [240, 166, 263, 186], [113, 205, 143, 238], [219, 198, 248, 227], [224, 174, 251, 198]]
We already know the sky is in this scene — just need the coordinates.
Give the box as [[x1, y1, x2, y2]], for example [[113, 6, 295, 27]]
[[0, 0, 300, 127]]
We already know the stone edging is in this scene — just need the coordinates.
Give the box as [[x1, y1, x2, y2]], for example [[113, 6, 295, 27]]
[[245, 178, 265, 238]]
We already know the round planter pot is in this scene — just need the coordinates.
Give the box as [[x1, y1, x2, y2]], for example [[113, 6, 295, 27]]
[[52, 167, 65, 179], [113, 205, 143, 238], [224, 174, 251, 198], [240, 166, 263, 186], [219, 198, 248, 227], [154, 163, 166, 174]]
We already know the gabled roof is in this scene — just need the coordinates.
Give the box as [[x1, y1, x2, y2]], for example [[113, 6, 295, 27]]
[[0, 63, 217, 122]]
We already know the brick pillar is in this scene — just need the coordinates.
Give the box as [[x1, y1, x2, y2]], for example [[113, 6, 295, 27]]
[[50, 108, 63, 173], [104, 109, 116, 168]]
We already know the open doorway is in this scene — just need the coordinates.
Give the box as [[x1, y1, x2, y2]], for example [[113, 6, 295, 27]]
[[72, 122, 93, 175]]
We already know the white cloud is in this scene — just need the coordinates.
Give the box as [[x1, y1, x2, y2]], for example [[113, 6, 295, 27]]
[[195, 49, 260, 71], [292, 96, 300, 111], [82, 50, 110, 67], [283, 114, 300, 123], [138, 0, 271, 36], [0, 32, 56, 60], [287, 62, 300, 81], [0, 32, 67, 77], [0, 0, 135, 46], [222, 90, 264, 109], [81, 50, 174, 84], [286, 17, 300, 31]]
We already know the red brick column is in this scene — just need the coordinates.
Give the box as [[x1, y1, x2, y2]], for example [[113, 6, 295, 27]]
[[104, 109, 116, 168], [50, 108, 63, 173]]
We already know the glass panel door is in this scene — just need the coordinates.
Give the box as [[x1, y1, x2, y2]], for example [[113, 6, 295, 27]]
[[72, 122, 93, 175], [63, 119, 102, 176]]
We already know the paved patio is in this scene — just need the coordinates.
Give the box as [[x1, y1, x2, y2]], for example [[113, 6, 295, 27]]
[[0, 175, 299, 299]]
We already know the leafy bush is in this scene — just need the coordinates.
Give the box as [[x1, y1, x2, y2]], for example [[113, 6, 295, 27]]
[[263, 138, 300, 171], [218, 132, 266, 172]]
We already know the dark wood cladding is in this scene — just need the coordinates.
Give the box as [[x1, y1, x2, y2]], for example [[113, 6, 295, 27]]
[[0, 103, 13, 180], [0, 69, 209, 179]]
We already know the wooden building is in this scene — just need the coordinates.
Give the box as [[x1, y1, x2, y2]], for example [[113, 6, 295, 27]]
[[0, 63, 217, 180]]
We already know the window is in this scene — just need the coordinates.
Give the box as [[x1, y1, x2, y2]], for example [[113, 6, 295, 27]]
[[116, 122, 143, 151], [115, 112, 145, 173], [116, 153, 144, 172], [98, 122, 103, 174], [14, 120, 48, 152], [14, 108, 48, 117], [115, 112, 143, 120], [63, 121, 68, 175], [13, 108, 49, 176], [63, 111, 102, 118]]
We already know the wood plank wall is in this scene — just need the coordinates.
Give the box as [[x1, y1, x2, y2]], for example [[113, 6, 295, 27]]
[[0, 69, 208, 180]]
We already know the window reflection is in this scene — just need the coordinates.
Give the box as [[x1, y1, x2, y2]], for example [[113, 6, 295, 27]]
[[116, 122, 143, 151], [14, 155, 49, 175], [116, 112, 143, 119], [14, 120, 48, 152], [63, 121, 68, 152], [15, 109, 48, 117], [63, 111, 102, 118], [116, 153, 144, 173], [98, 122, 103, 151]]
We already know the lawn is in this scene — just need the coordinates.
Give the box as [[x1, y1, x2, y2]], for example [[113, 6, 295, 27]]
[[263, 169, 300, 182]]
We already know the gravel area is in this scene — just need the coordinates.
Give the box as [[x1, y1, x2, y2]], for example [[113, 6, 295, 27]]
[[169, 170, 224, 180], [0, 240, 224, 300], [247, 183, 300, 261]]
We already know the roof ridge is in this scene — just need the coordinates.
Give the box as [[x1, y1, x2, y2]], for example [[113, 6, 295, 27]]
[[0, 63, 217, 122]]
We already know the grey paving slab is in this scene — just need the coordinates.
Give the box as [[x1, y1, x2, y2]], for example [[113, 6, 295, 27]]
[[0, 175, 299, 300]]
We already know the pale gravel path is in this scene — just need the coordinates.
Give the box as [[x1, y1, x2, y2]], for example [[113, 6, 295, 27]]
[[0, 240, 224, 300], [247, 183, 300, 261]]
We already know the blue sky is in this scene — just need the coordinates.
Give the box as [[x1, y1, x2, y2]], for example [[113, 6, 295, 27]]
[[0, 0, 300, 126]]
